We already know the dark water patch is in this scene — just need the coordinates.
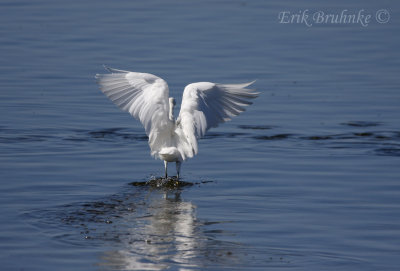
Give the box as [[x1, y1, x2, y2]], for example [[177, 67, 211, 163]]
[[0, 127, 148, 145], [257, 130, 400, 158], [88, 127, 124, 137], [204, 132, 248, 139], [28, 188, 149, 245], [375, 135, 392, 140], [304, 132, 374, 141], [371, 131, 400, 141], [63, 137, 89, 142], [0, 127, 57, 144], [254, 134, 293, 140], [60, 196, 138, 227], [332, 133, 360, 140], [0, 135, 49, 143], [324, 131, 400, 157], [304, 131, 400, 141], [341, 121, 381, 127], [375, 148, 400, 157], [87, 128, 148, 141], [304, 136, 333, 140], [63, 128, 148, 143], [354, 132, 373, 137], [238, 125, 275, 130]]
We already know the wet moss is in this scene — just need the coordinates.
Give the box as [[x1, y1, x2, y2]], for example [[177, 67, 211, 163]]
[[130, 177, 194, 189]]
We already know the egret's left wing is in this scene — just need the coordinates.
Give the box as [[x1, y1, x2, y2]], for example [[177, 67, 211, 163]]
[[96, 66, 173, 158], [95, 66, 170, 136], [177, 81, 258, 155]]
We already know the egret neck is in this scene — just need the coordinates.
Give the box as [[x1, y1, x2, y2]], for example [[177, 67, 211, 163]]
[[169, 97, 176, 122]]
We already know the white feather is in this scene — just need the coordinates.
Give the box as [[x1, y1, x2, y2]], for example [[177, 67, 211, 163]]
[[95, 66, 172, 159], [95, 66, 258, 177], [176, 81, 258, 156]]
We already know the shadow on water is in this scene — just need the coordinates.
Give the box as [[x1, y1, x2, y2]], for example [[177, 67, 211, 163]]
[[26, 179, 250, 270]]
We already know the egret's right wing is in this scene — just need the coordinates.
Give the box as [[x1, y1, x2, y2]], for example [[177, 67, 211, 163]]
[[95, 66, 170, 136], [177, 81, 258, 155]]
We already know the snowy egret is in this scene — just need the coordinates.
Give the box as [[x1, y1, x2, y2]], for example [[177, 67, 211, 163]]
[[95, 66, 258, 179]]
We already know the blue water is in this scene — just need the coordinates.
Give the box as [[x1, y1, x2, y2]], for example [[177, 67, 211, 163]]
[[1, 0, 400, 270]]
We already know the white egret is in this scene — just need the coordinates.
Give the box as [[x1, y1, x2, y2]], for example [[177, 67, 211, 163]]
[[95, 66, 258, 180]]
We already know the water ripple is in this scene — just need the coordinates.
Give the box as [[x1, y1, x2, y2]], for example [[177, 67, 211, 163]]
[[1, 124, 399, 157], [341, 121, 381, 127], [25, 182, 258, 270]]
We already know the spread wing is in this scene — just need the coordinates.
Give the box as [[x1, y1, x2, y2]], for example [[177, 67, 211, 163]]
[[95, 66, 170, 137], [177, 81, 258, 155], [95, 66, 172, 157]]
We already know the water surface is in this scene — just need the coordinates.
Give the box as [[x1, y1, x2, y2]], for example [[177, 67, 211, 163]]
[[0, 0, 399, 270]]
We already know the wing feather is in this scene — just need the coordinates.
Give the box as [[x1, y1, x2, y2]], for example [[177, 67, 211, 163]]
[[177, 81, 258, 155], [95, 66, 171, 157]]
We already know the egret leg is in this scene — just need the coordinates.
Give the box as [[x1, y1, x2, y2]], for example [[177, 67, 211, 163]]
[[176, 161, 181, 180], [164, 161, 168, 179]]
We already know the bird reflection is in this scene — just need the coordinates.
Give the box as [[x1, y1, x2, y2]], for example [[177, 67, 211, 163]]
[[99, 189, 202, 270]]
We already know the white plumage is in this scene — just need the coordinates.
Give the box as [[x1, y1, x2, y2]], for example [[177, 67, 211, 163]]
[[95, 66, 258, 179]]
